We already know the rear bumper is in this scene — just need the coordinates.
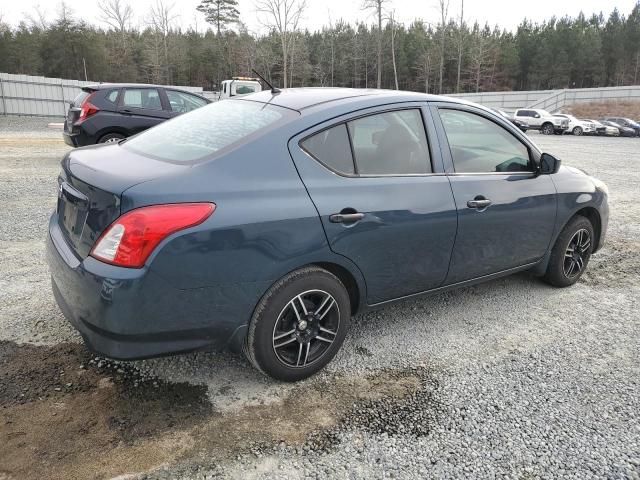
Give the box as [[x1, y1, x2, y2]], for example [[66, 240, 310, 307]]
[[46, 213, 263, 359], [62, 122, 95, 147]]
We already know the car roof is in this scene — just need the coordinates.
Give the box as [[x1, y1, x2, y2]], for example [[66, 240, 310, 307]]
[[239, 87, 451, 113], [82, 83, 207, 96]]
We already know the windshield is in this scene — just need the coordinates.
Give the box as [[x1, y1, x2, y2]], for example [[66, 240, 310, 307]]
[[122, 100, 294, 163]]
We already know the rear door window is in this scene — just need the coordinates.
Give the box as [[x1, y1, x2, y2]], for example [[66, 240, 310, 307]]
[[123, 88, 163, 111], [348, 110, 431, 175]]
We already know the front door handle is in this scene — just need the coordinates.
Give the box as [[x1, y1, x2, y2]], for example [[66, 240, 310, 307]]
[[329, 212, 365, 224], [467, 198, 492, 209]]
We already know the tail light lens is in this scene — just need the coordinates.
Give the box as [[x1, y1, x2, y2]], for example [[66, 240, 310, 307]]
[[76, 92, 100, 123], [90, 203, 215, 268]]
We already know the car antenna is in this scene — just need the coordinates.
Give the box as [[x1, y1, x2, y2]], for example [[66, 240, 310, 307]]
[[252, 69, 281, 94]]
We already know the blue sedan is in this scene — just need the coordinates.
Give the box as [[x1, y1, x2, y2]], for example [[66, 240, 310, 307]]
[[47, 88, 609, 381]]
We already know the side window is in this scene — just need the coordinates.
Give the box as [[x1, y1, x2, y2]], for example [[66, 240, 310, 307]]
[[122, 88, 162, 110], [166, 90, 208, 113], [301, 124, 355, 175], [105, 89, 119, 104], [347, 110, 431, 175], [440, 109, 531, 173]]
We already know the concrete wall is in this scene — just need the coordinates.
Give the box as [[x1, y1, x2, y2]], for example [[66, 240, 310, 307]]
[[450, 85, 640, 111], [0, 72, 204, 117]]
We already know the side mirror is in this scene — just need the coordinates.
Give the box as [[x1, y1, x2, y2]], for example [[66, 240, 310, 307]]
[[534, 114, 540, 118], [539, 153, 561, 175]]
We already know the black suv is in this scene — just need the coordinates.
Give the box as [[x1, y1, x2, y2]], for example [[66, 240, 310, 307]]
[[63, 83, 210, 147], [601, 117, 640, 137]]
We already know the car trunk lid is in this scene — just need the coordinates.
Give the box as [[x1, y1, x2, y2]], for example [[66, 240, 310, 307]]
[[56, 143, 188, 259], [65, 87, 97, 132]]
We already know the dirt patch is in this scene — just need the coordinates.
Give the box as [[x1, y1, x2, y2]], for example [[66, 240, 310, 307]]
[[0, 341, 211, 480], [581, 238, 640, 288], [0, 341, 435, 480]]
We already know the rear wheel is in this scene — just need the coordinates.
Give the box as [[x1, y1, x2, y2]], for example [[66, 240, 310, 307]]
[[244, 267, 351, 382], [572, 126, 583, 136], [543, 216, 594, 288], [98, 132, 125, 144], [541, 123, 554, 135]]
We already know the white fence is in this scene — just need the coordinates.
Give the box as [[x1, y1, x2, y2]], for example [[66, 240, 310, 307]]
[[0, 72, 204, 117]]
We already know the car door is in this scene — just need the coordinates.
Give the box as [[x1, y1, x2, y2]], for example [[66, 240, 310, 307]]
[[118, 87, 170, 135], [432, 104, 557, 284], [288, 105, 458, 304]]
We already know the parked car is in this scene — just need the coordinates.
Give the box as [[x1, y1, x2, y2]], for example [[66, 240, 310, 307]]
[[492, 108, 528, 132], [514, 108, 569, 135], [600, 120, 636, 137], [601, 117, 640, 136], [552, 114, 596, 136], [47, 89, 609, 381], [584, 119, 619, 136], [63, 83, 210, 147]]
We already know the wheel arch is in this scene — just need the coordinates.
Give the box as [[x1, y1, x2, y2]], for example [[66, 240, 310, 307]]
[[96, 128, 129, 143], [313, 261, 362, 315]]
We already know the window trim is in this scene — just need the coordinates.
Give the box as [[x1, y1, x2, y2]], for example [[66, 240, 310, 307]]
[[436, 106, 537, 175], [298, 106, 435, 178]]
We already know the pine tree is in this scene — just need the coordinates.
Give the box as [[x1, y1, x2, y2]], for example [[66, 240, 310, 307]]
[[196, 0, 240, 35]]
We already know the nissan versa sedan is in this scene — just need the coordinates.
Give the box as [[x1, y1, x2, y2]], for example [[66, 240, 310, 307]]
[[47, 89, 609, 381]]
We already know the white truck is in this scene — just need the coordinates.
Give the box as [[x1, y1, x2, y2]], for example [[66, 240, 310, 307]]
[[514, 108, 569, 135], [218, 77, 262, 99]]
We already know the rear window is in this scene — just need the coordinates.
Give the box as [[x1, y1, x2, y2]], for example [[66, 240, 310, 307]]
[[122, 99, 293, 163]]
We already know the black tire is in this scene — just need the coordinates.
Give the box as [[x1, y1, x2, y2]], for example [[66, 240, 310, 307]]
[[541, 123, 554, 135], [543, 216, 594, 288], [573, 126, 583, 136], [244, 267, 351, 382], [98, 132, 125, 144]]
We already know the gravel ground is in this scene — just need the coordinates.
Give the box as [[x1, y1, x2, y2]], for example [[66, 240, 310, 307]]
[[0, 116, 638, 479]]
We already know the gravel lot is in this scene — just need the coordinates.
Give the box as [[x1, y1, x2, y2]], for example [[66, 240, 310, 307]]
[[0, 116, 638, 480]]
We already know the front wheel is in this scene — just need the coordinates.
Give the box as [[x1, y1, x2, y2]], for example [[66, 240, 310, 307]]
[[573, 126, 583, 136], [244, 267, 351, 381], [543, 216, 594, 287]]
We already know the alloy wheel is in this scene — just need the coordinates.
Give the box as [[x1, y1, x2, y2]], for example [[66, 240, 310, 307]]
[[563, 228, 591, 278], [272, 289, 340, 368]]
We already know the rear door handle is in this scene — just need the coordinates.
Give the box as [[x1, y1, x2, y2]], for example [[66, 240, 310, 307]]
[[329, 212, 365, 224], [467, 198, 492, 209]]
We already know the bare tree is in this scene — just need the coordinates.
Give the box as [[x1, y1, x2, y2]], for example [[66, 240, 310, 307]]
[[147, 0, 178, 83], [437, 0, 450, 94], [363, 0, 388, 89], [256, 0, 307, 89], [389, 11, 399, 90], [455, 0, 464, 93], [99, 0, 133, 33], [26, 5, 49, 29]]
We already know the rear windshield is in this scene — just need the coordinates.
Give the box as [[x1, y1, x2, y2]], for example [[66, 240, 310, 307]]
[[122, 100, 294, 163]]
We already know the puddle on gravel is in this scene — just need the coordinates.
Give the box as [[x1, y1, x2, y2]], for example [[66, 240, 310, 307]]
[[0, 341, 440, 480]]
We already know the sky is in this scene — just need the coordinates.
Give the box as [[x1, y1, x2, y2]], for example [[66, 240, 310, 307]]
[[1, 0, 638, 34]]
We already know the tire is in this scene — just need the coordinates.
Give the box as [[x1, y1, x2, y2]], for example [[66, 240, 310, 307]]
[[244, 267, 351, 382], [543, 216, 594, 288], [572, 126, 583, 136], [98, 132, 125, 144], [541, 123, 554, 135]]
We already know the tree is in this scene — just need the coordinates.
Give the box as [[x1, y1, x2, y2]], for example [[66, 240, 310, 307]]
[[196, 0, 240, 35], [437, 0, 450, 93], [389, 11, 399, 89], [363, 0, 388, 89], [455, 0, 464, 92], [255, 0, 307, 88]]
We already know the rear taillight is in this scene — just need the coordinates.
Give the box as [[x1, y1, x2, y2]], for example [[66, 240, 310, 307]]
[[76, 92, 100, 123], [90, 203, 215, 268]]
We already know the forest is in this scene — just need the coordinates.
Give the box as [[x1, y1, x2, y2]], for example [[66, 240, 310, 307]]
[[0, 0, 639, 94]]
